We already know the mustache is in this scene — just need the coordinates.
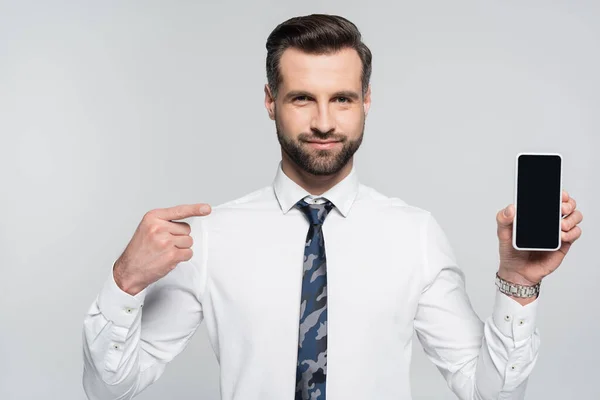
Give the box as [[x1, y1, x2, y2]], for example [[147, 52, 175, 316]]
[[298, 132, 346, 142]]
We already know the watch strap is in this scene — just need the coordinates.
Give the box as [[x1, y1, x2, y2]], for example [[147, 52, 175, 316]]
[[495, 273, 541, 298]]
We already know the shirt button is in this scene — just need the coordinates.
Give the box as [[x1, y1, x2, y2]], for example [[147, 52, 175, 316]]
[[113, 344, 120, 350], [510, 365, 517, 371], [125, 307, 134, 314], [504, 315, 511, 322], [518, 319, 525, 326]]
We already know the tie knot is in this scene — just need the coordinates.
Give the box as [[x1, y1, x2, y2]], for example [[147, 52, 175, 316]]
[[295, 198, 335, 226]]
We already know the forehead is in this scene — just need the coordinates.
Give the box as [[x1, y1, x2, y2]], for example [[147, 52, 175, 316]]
[[278, 47, 362, 92]]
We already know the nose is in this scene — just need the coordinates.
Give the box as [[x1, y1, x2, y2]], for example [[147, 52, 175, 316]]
[[310, 104, 335, 135]]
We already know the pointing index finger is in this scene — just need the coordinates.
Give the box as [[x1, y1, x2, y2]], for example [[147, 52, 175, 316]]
[[155, 203, 211, 221]]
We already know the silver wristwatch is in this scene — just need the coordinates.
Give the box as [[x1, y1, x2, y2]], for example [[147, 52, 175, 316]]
[[495, 273, 541, 298]]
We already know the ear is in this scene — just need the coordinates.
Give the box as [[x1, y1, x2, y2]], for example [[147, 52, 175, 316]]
[[264, 84, 275, 121], [363, 84, 372, 117]]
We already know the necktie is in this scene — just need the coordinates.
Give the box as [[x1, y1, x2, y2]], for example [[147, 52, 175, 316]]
[[294, 198, 335, 400]]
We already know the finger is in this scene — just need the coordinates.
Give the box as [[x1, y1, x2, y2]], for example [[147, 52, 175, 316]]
[[569, 196, 577, 211], [561, 202, 571, 217], [166, 221, 191, 235], [562, 189, 569, 203], [496, 204, 514, 242], [556, 238, 573, 257], [561, 210, 583, 232], [171, 234, 193, 249], [561, 225, 582, 243], [153, 203, 211, 221], [561, 197, 576, 217], [174, 248, 193, 263]]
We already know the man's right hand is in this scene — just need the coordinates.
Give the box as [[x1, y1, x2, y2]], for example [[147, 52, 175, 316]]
[[113, 203, 212, 296]]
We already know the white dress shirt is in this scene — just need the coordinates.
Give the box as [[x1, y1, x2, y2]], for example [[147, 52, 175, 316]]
[[82, 161, 540, 400]]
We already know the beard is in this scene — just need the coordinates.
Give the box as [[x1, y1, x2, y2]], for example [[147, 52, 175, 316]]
[[275, 112, 365, 176]]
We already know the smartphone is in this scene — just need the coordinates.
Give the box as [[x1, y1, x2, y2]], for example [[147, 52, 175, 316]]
[[512, 152, 563, 251]]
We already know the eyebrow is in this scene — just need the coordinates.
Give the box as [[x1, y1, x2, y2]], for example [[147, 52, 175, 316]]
[[284, 90, 361, 101]]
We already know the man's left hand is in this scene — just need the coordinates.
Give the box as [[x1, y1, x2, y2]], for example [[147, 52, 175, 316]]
[[496, 189, 583, 286]]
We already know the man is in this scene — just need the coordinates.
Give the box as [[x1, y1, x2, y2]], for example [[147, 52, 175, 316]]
[[82, 14, 583, 400]]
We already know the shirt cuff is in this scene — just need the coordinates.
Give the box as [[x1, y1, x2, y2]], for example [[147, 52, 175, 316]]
[[97, 261, 148, 328], [491, 289, 539, 342]]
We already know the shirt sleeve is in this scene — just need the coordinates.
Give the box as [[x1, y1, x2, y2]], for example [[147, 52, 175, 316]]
[[82, 217, 208, 400], [413, 213, 540, 400]]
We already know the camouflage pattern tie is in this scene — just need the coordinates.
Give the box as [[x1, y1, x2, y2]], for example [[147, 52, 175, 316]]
[[294, 198, 335, 400]]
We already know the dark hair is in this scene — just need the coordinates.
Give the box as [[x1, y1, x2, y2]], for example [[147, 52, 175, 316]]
[[265, 14, 372, 99]]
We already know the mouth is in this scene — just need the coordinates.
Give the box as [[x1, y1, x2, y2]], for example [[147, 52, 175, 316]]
[[304, 140, 342, 150]]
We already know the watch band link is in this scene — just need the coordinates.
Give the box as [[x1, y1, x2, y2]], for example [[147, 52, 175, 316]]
[[495, 273, 541, 298]]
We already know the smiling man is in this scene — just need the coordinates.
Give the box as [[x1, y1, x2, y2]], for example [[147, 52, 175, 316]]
[[82, 14, 583, 400]]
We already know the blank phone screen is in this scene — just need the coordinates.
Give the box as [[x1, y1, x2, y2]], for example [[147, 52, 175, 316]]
[[515, 154, 562, 249]]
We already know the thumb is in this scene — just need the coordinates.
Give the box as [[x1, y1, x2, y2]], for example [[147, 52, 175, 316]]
[[496, 204, 514, 242]]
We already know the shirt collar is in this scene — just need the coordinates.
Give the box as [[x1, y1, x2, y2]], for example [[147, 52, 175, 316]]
[[272, 161, 359, 218]]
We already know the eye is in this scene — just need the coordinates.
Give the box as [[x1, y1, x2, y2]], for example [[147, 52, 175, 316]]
[[294, 95, 309, 102], [336, 97, 350, 103]]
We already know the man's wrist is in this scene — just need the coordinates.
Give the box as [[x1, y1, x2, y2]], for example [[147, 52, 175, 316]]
[[496, 269, 540, 305], [113, 260, 145, 296], [497, 268, 540, 286]]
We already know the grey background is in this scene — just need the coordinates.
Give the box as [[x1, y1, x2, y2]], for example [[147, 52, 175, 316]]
[[0, 0, 598, 399]]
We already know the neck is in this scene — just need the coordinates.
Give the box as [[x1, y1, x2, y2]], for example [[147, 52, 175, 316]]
[[280, 152, 353, 196]]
